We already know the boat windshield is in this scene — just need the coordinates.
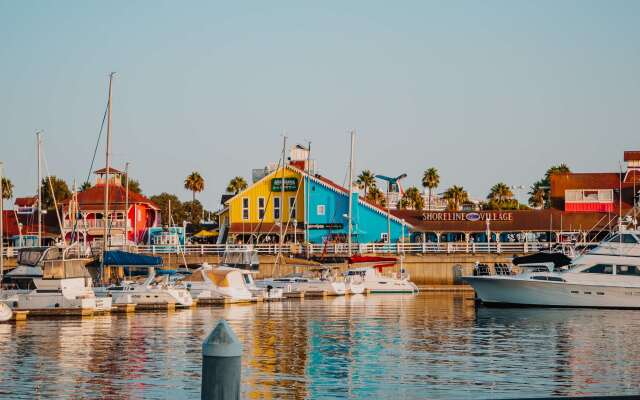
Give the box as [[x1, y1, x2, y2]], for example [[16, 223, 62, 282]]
[[606, 234, 639, 244]]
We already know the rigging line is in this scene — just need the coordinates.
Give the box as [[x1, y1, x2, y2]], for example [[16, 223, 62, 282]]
[[85, 100, 109, 186], [251, 157, 283, 243], [41, 150, 65, 245]]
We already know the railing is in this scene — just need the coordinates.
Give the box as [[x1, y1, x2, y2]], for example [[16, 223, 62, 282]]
[[62, 219, 129, 230], [1, 241, 580, 259]]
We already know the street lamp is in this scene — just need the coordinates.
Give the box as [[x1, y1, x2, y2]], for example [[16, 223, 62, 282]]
[[510, 185, 525, 205]]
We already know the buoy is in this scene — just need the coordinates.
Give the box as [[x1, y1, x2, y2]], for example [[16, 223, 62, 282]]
[[0, 303, 13, 322]]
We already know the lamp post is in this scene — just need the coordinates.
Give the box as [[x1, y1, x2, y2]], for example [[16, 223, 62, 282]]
[[510, 185, 525, 205]]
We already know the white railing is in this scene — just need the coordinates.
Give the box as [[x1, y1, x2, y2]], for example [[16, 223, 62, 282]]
[[1, 241, 578, 258], [62, 219, 129, 230]]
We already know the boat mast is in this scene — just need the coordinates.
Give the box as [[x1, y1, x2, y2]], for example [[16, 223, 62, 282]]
[[36, 130, 42, 246], [279, 135, 287, 256], [304, 141, 311, 246], [0, 161, 4, 280], [125, 161, 129, 243], [103, 72, 114, 253], [347, 130, 355, 256]]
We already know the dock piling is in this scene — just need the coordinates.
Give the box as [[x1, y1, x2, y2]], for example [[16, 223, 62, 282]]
[[202, 319, 242, 400]]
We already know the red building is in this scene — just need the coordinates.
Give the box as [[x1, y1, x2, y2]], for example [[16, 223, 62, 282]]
[[60, 167, 160, 246]]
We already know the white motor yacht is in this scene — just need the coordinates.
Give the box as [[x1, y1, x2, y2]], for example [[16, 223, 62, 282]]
[[10, 249, 112, 315], [104, 267, 193, 308], [182, 264, 253, 301], [345, 256, 419, 294], [257, 267, 347, 295], [1, 247, 59, 301], [465, 229, 640, 308]]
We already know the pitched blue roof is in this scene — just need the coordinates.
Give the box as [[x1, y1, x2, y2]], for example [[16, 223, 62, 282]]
[[103, 250, 162, 266]]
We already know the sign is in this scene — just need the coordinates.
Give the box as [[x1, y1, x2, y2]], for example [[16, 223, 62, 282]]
[[271, 177, 298, 192], [421, 212, 513, 222], [307, 223, 344, 230]]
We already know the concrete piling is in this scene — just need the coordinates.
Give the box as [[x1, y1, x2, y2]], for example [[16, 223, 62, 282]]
[[201, 319, 242, 400]]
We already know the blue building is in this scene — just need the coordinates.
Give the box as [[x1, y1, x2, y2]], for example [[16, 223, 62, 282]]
[[303, 173, 409, 244]]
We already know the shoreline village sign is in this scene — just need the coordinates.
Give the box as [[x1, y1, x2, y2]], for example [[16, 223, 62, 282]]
[[421, 212, 514, 222], [271, 177, 298, 192]]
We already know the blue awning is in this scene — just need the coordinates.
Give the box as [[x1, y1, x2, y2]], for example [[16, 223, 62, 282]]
[[103, 251, 162, 266]]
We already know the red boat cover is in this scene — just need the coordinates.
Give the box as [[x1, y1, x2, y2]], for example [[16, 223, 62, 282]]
[[349, 256, 397, 264]]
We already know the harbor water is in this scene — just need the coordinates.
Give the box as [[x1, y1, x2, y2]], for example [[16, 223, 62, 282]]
[[1, 293, 640, 399]]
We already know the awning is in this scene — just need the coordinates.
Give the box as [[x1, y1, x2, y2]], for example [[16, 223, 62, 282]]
[[103, 250, 162, 266], [194, 230, 218, 238], [512, 252, 571, 268]]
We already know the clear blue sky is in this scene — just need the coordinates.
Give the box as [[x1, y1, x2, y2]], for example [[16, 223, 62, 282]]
[[1, 1, 639, 209]]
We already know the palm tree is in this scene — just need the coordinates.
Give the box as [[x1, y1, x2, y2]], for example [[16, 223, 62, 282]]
[[365, 187, 386, 207], [400, 186, 425, 211], [545, 163, 571, 183], [80, 182, 92, 192], [421, 167, 440, 210], [226, 176, 248, 195], [528, 183, 546, 209], [488, 182, 513, 202], [2, 177, 13, 201], [443, 185, 468, 211], [184, 172, 205, 202], [355, 170, 376, 197]]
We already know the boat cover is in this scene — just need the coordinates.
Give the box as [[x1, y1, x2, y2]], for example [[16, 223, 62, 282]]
[[103, 251, 162, 266], [512, 252, 571, 268], [349, 256, 397, 264]]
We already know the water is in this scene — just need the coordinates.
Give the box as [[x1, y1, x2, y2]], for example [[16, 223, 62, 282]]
[[1, 293, 640, 399]]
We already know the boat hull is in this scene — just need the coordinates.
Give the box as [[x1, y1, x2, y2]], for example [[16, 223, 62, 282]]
[[465, 276, 640, 309]]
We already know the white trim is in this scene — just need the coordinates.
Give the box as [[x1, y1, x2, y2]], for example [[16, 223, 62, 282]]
[[257, 196, 266, 220], [288, 195, 297, 219], [273, 196, 281, 221], [241, 197, 250, 220]]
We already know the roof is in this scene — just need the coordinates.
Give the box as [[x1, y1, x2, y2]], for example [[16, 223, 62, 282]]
[[61, 184, 159, 210], [1, 210, 60, 237], [624, 151, 640, 162], [94, 166, 124, 175], [391, 209, 618, 233], [14, 196, 37, 208], [550, 173, 635, 210]]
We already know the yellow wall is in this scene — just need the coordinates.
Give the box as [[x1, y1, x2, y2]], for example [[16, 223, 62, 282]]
[[227, 167, 305, 224]]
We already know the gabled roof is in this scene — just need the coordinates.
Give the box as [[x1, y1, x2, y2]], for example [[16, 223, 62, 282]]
[[624, 151, 640, 162], [14, 196, 37, 208], [60, 184, 159, 210], [94, 166, 124, 175]]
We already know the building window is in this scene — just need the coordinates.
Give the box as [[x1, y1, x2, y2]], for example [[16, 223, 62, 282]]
[[257, 197, 266, 220], [565, 189, 614, 202], [289, 197, 297, 219], [242, 198, 249, 220], [317, 204, 326, 216], [582, 264, 613, 274], [273, 197, 281, 220], [381, 232, 389, 242]]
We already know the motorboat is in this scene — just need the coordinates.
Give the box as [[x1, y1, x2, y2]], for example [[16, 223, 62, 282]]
[[182, 263, 253, 301], [9, 248, 112, 316], [464, 228, 640, 308], [238, 269, 283, 300], [256, 266, 347, 295], [101, 267, 193, 308], [0, 247, 58, 300], [345, 256, 419, 294]]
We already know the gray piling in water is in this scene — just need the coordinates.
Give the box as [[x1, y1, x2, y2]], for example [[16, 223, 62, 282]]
[[201, 319, 242, 400]]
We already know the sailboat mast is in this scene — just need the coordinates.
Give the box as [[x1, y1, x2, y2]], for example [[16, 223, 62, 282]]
[[36, 131, 42, 246], [279, 135, 287, 252], [103, 72, 114, 253], [0, 161, 4, 279], [347, 130, 355, 256]]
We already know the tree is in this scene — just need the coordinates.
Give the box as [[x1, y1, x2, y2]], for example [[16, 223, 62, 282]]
[[41, 176, 71, 209], [183, 200, 204, 225], [528, 164, 570, 209], [400, 186, 425, 210], [528, 183, 546, 209], [226, 176, 247, 195], [149, 193, 186, 225], [544, 163, 571, 183], [355, 170, 376, 197], [421, 167, 440, 210], [365, 187, 386, 207], [488, 182, 513, 202], [120, 174, 142, 194], [80, 182, 92, 192], [443, 185, 468, 211], [184, 171, 205, 202], [1, 177, 13, 200]]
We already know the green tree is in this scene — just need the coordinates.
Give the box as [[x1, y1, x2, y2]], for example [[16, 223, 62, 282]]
[[365, 186, 386, 207], [149, 193, 186, 225], [184, 171, 205, 202], [80, 182, 92, 192], [528, 164, 570, 209], [544, 163, 571, 183], [41, 176, 71, 209], [120, 174, 142, 194], [488, 182, 513, 202], [355, 170, 376, 197], [528, 182, 546, 208], [421, 167, 440, 210], [183, 200, 204, 224], [226, 176, 248, 194], [400, 186, 425, 211], [2, 177, 14, 200], [443, 185, 468, 211]]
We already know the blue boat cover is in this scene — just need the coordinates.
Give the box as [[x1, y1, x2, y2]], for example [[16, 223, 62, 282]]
[[103, 251, 163, 266]]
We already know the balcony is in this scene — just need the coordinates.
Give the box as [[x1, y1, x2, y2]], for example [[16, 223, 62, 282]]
[[63, 219, 130, 231]]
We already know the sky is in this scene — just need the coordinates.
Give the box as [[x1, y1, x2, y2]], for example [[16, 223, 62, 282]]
[[1, 1, 639, 210]]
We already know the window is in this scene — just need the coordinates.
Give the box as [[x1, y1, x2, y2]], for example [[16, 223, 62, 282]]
[[257, 197, 266, 220], [565, 189, 614, 203], [582, 264, 614, 274], [616, 265, 640, 276], [381, 232, 389, 242], [242, 198, 249, 220], [288, 196, 297, 219], [273, 197, 281, 220], [607, 234, 639, 244], [317, 204, 326, 216]]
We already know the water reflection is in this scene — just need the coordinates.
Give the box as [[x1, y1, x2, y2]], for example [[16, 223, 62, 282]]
[[1, 294, 640, 399]]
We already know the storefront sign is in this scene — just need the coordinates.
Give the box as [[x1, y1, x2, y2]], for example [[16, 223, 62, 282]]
[[307, 223, 344, 230], [271, 177, 298, 192], [421, 212, 513, 222]]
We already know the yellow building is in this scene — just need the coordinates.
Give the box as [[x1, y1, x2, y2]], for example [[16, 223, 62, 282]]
[[219, 165, 306, 243]]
